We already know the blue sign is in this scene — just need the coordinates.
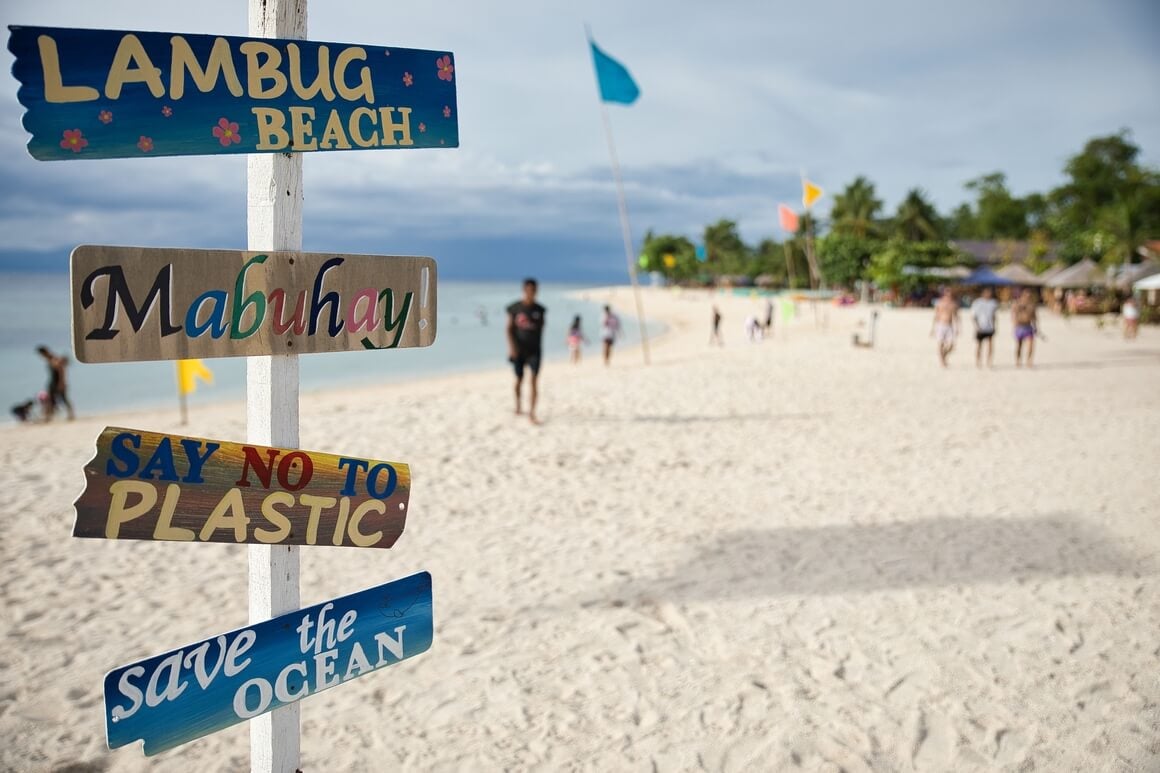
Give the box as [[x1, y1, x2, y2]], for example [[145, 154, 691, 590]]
[[8, 26, 458, 160], [695, 244, 707, 262], [104, 572, 433, 756]]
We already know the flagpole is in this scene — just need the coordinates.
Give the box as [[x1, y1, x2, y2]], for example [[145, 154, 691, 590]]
[[587, 26, 649, 366], [782, 239, 796, 289], [597, 102, 650, 366]]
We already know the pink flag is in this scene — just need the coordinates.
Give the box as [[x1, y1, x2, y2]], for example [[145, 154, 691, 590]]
[[778, 204, 799, 233]]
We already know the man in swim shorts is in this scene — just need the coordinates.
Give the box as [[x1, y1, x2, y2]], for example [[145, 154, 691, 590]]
[[506, 278, 546, 424], [930, 289, 959, 367], [969, 286, 999, 368], [1012, 288, 1039, 367]]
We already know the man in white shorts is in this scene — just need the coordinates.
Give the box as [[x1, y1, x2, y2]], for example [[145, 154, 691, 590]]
[[930, 288, 959, 367]]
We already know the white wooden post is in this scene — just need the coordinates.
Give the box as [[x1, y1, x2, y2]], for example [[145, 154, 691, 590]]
[[247, 1, 305, 771]]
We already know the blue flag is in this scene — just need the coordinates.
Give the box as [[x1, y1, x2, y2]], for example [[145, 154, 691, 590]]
[[590, 40, 640, 105]]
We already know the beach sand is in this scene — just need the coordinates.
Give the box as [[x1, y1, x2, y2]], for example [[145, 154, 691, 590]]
[[1, 287, 1157, 772]]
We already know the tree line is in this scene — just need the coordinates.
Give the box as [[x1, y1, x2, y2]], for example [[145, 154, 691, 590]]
[[639, 130, 1160, 290]]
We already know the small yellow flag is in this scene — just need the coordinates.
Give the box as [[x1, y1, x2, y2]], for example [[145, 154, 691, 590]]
[[176, 359, 214, 396], [663, 253, 677, 268], [802, 179, 824, 209]]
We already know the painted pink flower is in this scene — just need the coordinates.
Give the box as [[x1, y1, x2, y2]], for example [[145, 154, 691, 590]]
[[137, 136, 153, 153], [161, 105, 173, 117], [443, 106, 451, 118], [212, 117, 241, 147], [60, 129, 87, 153], [98, 110, 113, 124], [402, 72, 413, 87], [418, 123, 426, 133], [436, 55, 454, 82]]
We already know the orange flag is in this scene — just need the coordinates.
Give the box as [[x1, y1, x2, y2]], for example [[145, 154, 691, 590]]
[[778, 204, 800, 233], [802, 179, 823, 209]]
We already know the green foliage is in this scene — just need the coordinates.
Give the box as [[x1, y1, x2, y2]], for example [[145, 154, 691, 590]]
[[892, 188, 944, 241], [963, 172, 1029, 238], [831, 176, 884, 238], [641, 131, 1160, 288], [640, 233, 696, 281], [817, 234, 880, 288], [867, 240, 958, 293], [702, 219, 753, 276], [945, 203, 977, 238]]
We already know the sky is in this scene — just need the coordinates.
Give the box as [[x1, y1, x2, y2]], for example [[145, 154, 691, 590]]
[[1, 0, 1158, 282]]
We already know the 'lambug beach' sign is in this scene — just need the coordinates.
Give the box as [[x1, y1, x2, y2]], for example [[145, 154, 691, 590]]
[[105, 572, 433, 755], [71, 245, 436, 362], [7, 26, 457, 160], [74, 427, 412, 548]]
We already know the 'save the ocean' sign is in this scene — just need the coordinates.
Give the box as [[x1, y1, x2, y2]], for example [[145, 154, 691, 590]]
[[71, 245, 436, 363], [74, 426, 411, 548], [105, 572, 433, 755], [8, 26, 458, 160]]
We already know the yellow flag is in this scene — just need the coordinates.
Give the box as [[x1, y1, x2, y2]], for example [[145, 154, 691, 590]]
[[663, 253, 677, 268], [802, 179, 823, 209], [176, 359, 213, 396]]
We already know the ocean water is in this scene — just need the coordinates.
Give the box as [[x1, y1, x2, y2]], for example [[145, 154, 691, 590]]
[[0, 274, 661, 423]]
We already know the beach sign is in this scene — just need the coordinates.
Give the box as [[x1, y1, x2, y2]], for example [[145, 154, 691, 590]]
[[7, 26, 458, 160], [70, 245, 436, 363], [105, 571, 433, 755], [74, 427, 411, 548]]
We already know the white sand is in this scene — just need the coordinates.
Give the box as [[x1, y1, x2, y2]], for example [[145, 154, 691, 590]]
[[1, 287, 1157, 772]]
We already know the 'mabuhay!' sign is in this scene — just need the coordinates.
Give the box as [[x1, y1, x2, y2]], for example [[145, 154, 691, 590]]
[[71, 245, 436, 363]]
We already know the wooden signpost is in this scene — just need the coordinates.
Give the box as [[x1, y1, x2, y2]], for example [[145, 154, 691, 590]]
[[12, 3, 452, 769], [74, 427, 411, 548], [105, 572, 433, 756], [7, 25, 458, 160], [71, 245, 437, 363]]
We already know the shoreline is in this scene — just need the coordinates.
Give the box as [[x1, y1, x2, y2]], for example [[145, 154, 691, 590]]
[[1, 283, 669, 434]]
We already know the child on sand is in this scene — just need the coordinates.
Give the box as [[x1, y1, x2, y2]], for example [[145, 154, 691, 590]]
[[567, 315, 588, 364]]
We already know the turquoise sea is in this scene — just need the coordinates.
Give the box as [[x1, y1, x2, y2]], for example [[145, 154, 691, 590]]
[[0, 274, 662, 423]]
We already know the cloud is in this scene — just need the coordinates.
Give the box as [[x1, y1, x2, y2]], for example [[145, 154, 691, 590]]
[[0, 0, 1157, 278]]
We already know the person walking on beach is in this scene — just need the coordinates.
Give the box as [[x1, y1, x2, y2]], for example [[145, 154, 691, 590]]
[[929, 289, 959, 367], [1122, 297, 1140, 340], [506, 278, 546, 424], [745, 314, 763, 342], [37, 345, 74, 421], [567, 315, 588, 364], [600, 305, 621, 366], [763, 297, 774, 337], [710, 306, 723, 346], [970, 286, 999, 368], [1012, 288, 1039, 367]]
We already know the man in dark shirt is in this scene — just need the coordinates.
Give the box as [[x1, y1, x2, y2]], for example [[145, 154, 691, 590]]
[[506, 278, 546, 424]]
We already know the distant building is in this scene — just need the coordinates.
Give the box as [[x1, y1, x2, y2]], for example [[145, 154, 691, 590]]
[[1137, 240, 1160, 261], [948, 240, 1059, 266]]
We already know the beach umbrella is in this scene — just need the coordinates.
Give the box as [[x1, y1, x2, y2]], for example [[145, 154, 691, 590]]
[[995, 264, 1044, 286], [1044, 258, 1106, 289], [958, 266, 1016, 286]]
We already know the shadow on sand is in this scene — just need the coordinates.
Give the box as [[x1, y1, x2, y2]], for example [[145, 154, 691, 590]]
[[592, 515, 1150, 603], [557, 412, 828, 426]]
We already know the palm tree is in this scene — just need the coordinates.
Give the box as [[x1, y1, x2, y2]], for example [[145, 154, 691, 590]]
[[831, 176, 884, 238], [893, 188, 943, 241]]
